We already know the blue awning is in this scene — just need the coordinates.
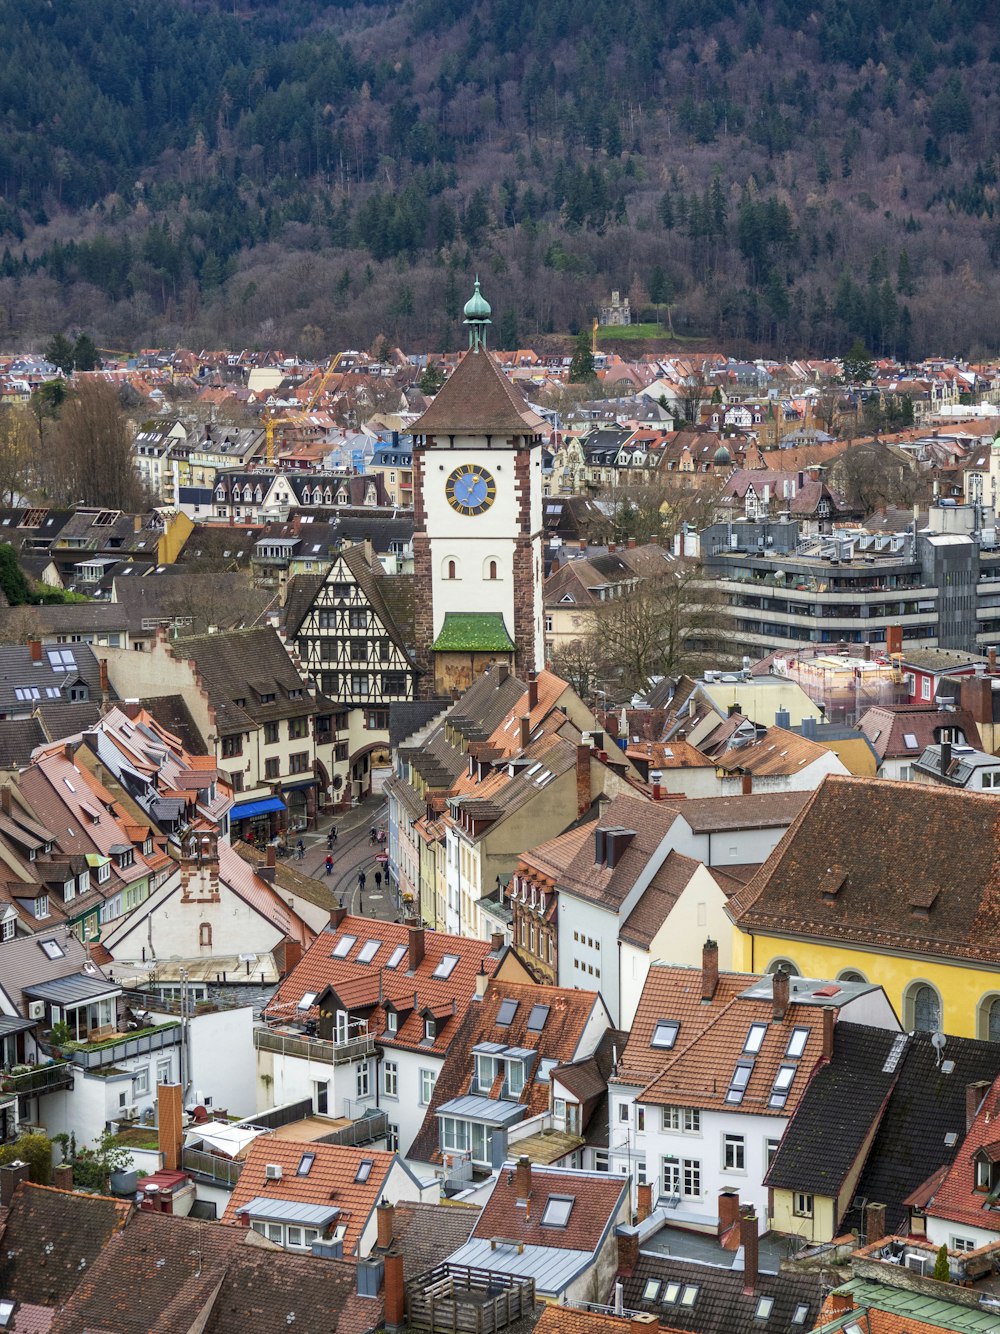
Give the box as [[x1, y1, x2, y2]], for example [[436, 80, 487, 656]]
[[230, 796, 286, 821]]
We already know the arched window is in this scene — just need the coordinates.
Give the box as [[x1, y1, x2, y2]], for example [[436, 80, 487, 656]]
[[837, 969, 868, 984], [446, 559, 457, 580], [487, 560, 498, 581], [905, 980, 942, 1033], [977, 994, 1000, 1042], [199, 922, 212, 948], [766, 957, 799, 976]]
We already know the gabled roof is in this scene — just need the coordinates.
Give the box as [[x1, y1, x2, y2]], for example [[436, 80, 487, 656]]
[[857, 703, 982, 762], [412, 347, 546, 436], [0, 929, 106, 1014], [392, 1201, 481, 1277], [922, 1072, 1000, 1233], [198, 1246, 362, 1334], [731, 775, 1000, 967], [221, 1139, 399, 1256], [622, 1253, 821, 1334], [715, 725, 835, 777], [765, 1023, 904, 1197], [0, 1184, 130, 1308], [470, 1162, 627, 1254], [171, 627, 315, 734], [547, 794, 679, 911]]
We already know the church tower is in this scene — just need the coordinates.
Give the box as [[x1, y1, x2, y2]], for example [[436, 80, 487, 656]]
[[411, 280, 546, 696]]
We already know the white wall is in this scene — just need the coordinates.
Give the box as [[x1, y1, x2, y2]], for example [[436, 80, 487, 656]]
[[384, 1046, 445, 1160], [558, 897, 620, 1023], [254, 1044, 360, 1120], [717, 752, 848, 797], [926, 1213, 1000, 1254], [104, 879, 284, 965], [182, 1007, 256, 1118]]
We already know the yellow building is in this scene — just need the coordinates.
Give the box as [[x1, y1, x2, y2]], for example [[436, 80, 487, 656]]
[[729, 774, 1000, 1041]]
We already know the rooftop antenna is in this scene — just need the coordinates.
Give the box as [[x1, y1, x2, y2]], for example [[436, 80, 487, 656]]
[[931, 1030, 947, 1069]]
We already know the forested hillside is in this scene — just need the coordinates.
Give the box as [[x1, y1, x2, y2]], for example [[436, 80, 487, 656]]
[[2, 0, 999, 358]]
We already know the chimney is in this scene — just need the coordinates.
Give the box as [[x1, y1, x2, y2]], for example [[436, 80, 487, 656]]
[[99, 658, 110, 700], [382, 1252, 405, 1330], [637, 1181, 653, 1222], [330, 904, 348, 929], [158, 1082, 184, 1171], [865, 1201, 886, 1245], [595, 826, 608, 866], [0, 786, 10, 816], [376, 1199, 395, 1249], [259, 844, 276, 884], [990, 647, 998, 675], [0, 1161, 29, 1207], [650, 769, 662, 801], [630, 1317, 657, 1333], [475, 964, 489, 998], [967, 1080, 991, 1131], [281, 937, 302, 977], [822, 1005, 836, 1060], [741, 772, 753, 796], [519, 715, 530, 750], [608, 541, 617, 553], [576, 743, 592, 817], [490, 931, 504, 952], [886, 625, 903, 658], [718, 1190, 740, 1235], [515, 1155, 532, 1203], [617, 1229, 639, 1275], [134, 514, 143, 533], [28, 638, 42, 662], [52, 1162, 73, 1192], [702, 939, 719, 1002], [627, 537, 637, 549], [739, 1208, 759, 1294], [528, 673, 539, 712], [772, 968, 790, 1022], [826, 1294, 855, 1316], [496, 663, 510, 684], [940, 740, 952, 775], [408, 924, 425, 971]]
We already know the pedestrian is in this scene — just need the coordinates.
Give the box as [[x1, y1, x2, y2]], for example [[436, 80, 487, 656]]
[[358, 871, 366, 894], [296, 838, 304, 861], [374, 870, 382, 891], [325, 855, 333, 876], [369, 827, 377, 845], [330, 825, 338, 844]]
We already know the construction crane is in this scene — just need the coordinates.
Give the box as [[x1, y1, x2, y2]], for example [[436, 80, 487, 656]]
[[261, 352, 344, 465]]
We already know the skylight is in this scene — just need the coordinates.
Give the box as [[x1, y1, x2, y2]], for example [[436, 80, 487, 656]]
[[791, 1305, 810, 1326], [651, 1019, 679, 1050], [903, 732, 919, 749], [786, 1027, 810, 1058], [47, 648, 76, 671], [744, 1023, 767, 1054], [726, 1061, 753, 1104], [297, 1153, 315, 1176], [331, 934, 356, 958], [496, 999, 519, 1026], [355, 1159, 373, 1183], [679, 1286, 699, 1308], [432, 954, 459, 979], [540, 1195, 574, 1227], [527, 1004, 550, 1033], [642, 1280, 660, 1301], [663, 1283, 681, 1304], [386, 944, 407, 970], [38, 938, 65, 960], [754, 1296, 774, 1320], [297, 992, 317, 1011], [769, 1064, 797, 1108], [358, 939, 382, 965]]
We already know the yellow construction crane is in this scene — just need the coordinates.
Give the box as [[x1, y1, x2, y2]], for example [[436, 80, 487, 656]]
[[261, 351, 344, 465]]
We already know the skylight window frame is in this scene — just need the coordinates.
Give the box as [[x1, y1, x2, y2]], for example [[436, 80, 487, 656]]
[[785, 1027, 810, 1059], [296, 991, 317, 1012], [495, 998, 519, 1027], [754, 1295, 775, 1320], [527, 1003, 550, 1032], [386, 944, 407, 970], [432, 953, 459, 979], [540, 1194, 574, 1228], [726, 1059, 754, 1105], [651, 1019, 680, 1050], [662, 1282, 681, 1304], [331, 934, 357, 958], [357, 939, 382, 965], [791, 1304, 810, 1326], [769, 1063, 797, 1108], [678, 1285, 699, 1308], [297, 1153, 315, 1176], [744, 1022, 767, 1054], [355, 1159, 373, 1183]]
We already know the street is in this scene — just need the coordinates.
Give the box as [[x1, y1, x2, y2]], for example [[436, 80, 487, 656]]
[[290, 796, 402, 921]]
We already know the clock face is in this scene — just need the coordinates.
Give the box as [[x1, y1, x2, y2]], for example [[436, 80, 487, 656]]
[[446, 464, 496, 516]]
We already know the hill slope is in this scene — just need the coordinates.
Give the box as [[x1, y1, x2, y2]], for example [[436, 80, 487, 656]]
[[1, 0, 999, 358]]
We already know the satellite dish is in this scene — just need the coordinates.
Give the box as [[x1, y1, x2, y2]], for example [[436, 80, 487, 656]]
[[931, 1031, 947, 1051]]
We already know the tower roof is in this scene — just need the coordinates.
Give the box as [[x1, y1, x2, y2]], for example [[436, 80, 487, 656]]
[[412, 347, 546, 437]]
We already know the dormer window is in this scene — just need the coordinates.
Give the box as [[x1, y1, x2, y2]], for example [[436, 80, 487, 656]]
[[97, 861, 111, 884], [424, 1018, 436, 1041], [386, 1010, 397, 1034]]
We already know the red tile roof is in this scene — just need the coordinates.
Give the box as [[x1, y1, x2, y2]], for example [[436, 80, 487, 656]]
[[221, 1138, 399, 1257], [471, 1163, 628, 1253], [923, 1073, 1000, 1233]]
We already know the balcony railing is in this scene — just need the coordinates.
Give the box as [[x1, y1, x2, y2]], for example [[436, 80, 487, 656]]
[[1, 1062, 75, 1097], [254, 1027, 375, 1066], [66, 1023, 181, 1071], [181, 1146, 244, 1187]]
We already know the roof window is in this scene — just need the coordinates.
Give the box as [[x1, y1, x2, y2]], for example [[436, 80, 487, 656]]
[[355, 1159, 373, 1183], [663, 1283, 681, 1304], [331, 934, 356, 958], [642, 1281, 660, 1301], [744, 1022, 767, 1054], [769, 1064, 797, 1108], [432, 954, 459, 979], [785, 1027, 810, 1058], [754, 1296, 774, 1320], [357, 940, 382, 965], [791, 1305, 810, 1326], [496, 999, 519, 1026], [297, 1153, 315, 1176], [651, 1019, 679, 1050], [679, 1285, 699, 1308], [38, 938, 65, 960], [527, 1004, 550, 1032], [726, 1060, 753, 1104], [386, 944, 407, 969], [296, 992, 317, 1011], [540, 1195, 574, 1227]]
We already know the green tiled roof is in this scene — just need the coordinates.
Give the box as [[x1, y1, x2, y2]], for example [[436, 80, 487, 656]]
[[815, 1278, 1000, 1332], [431, 612, 515, 653]]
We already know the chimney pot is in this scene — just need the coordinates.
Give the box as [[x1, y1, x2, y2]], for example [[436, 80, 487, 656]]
[[650, 769, 662, 801], [702, 938, 719, 1002], [772, 968, 790, 1022]]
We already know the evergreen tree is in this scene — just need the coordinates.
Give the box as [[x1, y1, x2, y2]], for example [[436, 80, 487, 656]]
[[842, 338, 875, 383], [43, 334, 75, 374], [72, 334, 100, 372], [932, 1244, 950, 1284], [568, 329, 596, 382], [419, 362, 446, 395]]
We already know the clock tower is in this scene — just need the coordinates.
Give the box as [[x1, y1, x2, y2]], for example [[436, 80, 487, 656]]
[[411, 280, 546, 696]]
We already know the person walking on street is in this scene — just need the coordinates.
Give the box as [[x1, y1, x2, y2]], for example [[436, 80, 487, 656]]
[[329, 825, 338, 845], [358, 871, 366, 894], [374, 869, 383, 892], [296, 838, 305, 861], [369, 827, 377, 845], [325, 854, 333, 876]]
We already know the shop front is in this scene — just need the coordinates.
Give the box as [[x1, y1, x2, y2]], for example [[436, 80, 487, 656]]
[[229, 795, 286, 846]]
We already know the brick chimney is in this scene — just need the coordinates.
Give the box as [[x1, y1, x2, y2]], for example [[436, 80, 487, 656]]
[[822, 1004, 836, 1061], [28, 638, 42, 662], [630, 1316, 657, 1332], [702, 939, 719, 1002], [627, 537, 637, 550], [826, 1294, 855, 1316], [576, 743, 592, 817], [0, 1161, 29, 1206], [52, 1162, 73, 1191], [741, 772, 753, 795], [650, 769, 662, 801], [865, 1201, 886, 1244], [617, 1229, 639, 1275], [408, 924, 425, 971], [718, 1190, 740, 1235], [740, 1208, 759, 1294], [382, 1251, 405, 1329], [772, 968, 790, 1022], [281, 937, 302, 977], [490, 931, 504, 952], [967, 1079, 991, 1131], [330, 904, 347, 929], [637, 1181, 653, 1222], [515, 1155, 532, 1203], [99, 657, 110, 701], [990, 647, 997, 675], [376, 1199, 395, 1249], [158, 1082, 184, 1171], [519, 715, 530, 750], [528, 672, 539, 711]]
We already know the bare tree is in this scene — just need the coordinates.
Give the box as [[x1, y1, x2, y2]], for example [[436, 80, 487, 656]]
[[50, 381, 153, 511], [0, 405, 34, 505], [830, 441, 921, 516]]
